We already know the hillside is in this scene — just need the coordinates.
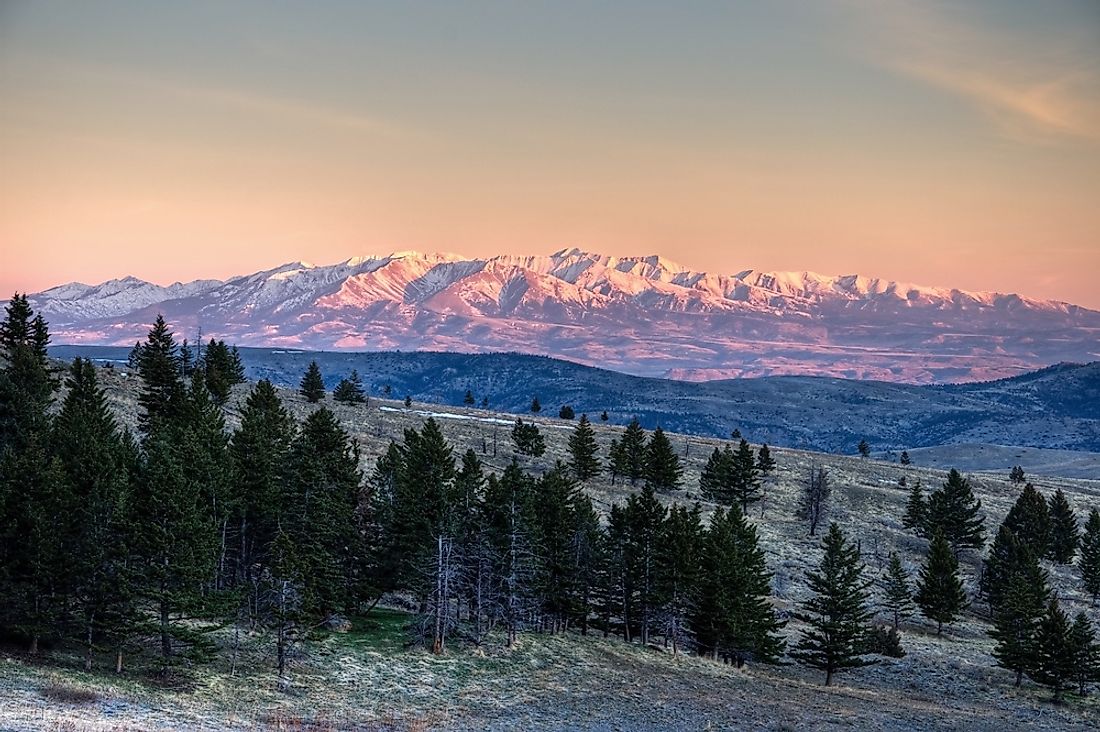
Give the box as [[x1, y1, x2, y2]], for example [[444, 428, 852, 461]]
[[50, 346, 1100, 457], [29, 249, 1100, 383], [3, 360, 1100, 730]]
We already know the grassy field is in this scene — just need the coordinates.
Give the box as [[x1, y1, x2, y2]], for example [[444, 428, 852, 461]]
[[3, 365, 1099, 730]]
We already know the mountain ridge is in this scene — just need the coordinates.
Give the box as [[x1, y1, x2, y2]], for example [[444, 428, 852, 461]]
[[30, 248, 1100, 383]]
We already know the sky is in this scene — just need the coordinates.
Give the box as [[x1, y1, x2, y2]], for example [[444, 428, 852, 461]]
[[1, 0, 1099, 307]]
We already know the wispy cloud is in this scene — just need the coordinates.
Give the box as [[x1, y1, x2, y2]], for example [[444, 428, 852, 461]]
[[844, 0, 1100, 145]]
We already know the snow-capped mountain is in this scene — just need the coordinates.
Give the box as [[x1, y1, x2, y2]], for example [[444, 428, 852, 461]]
[[30, 248, 1100, 383]]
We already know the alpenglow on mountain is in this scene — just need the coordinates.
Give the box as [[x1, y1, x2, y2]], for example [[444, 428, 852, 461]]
[[31, 248, 1100, 383]]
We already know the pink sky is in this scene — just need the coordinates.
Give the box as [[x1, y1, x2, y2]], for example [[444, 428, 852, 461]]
[[2, 1, 1098, 308]]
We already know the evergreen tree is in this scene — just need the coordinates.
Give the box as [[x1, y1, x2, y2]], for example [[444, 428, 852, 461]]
[[558, 405, 575, 420], [902, 480, 926, 532], [133, 427, 218, 665], [756, 444, 776, 477], [881, 552, 913, 630], [792, 523, 876, 686], [600, 410, 609, 422], [1081, 509, 1100, 605], [230, 380, 296, 602], [988, 543, 1049, 687], [283, 408, 365, 617], [569, 493, 604, 635], [730, 439, 761, 513], [299, 361, 326, 403], [1069, 612, 1099, 696], [200, 339, 246, 406], [1047, 488, 1079, 564], [511, 418, 546, 457], [618, 485, 666, 645], [53, 359, 138, 670], [567, 414, 601, 481], [1002, 483, 1050, 559], [657, 502, 703, 654], [1028, 597, 1076, 702], [534, 463, 582, 629], [924, 469, 985, 553], [694, 505, 785, 665], [481, 462, 538, 645], [463, 389, 475, 406], [857, 439, 871, 459], [530, 397, 541, 413], [914, 532, 968, 635], [1009, 465, 1026, 485], [618, 419, 647, 485], [698, 446, 733, 504], [332, 370, 366, 404], [135, 315, 184, 433], [900, 450, 911, 466], [388, 418, 457, 595], [644, 426, 682, 493]]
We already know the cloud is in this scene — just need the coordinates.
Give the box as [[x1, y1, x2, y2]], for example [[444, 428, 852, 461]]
[[844, 0, 1100, 145]]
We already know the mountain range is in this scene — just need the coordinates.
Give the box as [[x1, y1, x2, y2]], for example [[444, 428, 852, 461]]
[[31, 249, 1100, 383]]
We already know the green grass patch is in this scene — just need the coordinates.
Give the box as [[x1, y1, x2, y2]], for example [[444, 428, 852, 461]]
[[343, 608, 414, 653]]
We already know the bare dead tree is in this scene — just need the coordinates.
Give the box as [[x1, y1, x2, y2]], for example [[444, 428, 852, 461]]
[[799, 464, 831, 537]]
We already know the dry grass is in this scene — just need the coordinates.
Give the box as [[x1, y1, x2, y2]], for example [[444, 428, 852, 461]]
[[5, 365, 1096, 730]]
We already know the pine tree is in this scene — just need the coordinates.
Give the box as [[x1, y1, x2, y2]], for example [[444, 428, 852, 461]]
[[133, 427, 218, 666], [284, 408, 365, 617], [600, 411, 609, 422], [388, 418, 457, 596], [857, 439, 871, 459], [558, 405, 575, 420], [881, 552, 913, 630], [619, 485, 667, 645], [792, 523, 875, 686], [1069, 612, 1099, 696], [53, 359, 138, 670], [756, 443, 776, 477], [299, 361, 325, 403], [914, 532, 968, 635], [1047, 488, 1079, 564], [332, 370, 366, 404], [463, 389, 475, 405], [657, 503, 703, 654], [902, 480, 926, 531], [200, 339, 246, 406], [619, 418, 647, 485], [481, 462, 538, 645], [534, 463, 582, 629], [900, 450, 911, 466], [1009, 466, 1026, 485], [694, 505, 785, 666], [511, 418, 546, 457], [1028, 597, 1076, 702], [924, 469, 985, 553], [730, 439, 761, 513], [698, 446, 733, 504], [567, 414, 601, 481], [135, 315, 184, 433], [986, 529, 1049, 686], [230, 380, 296, 602], [530, 397, 541, 413], [1002, 483, 1050, 559], [644, 426, 682, 493], [1081, 509, 1100, 605]]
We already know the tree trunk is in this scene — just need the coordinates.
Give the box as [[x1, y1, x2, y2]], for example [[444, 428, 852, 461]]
[[1015, 668, 1023, 687], [825, 668, 833, 686], [115, 649, 123, 674], [85, 621, 95, 671]]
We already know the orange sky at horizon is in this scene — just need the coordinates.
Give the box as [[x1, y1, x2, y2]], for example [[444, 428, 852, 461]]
[[2, 1, 1099, 308]]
